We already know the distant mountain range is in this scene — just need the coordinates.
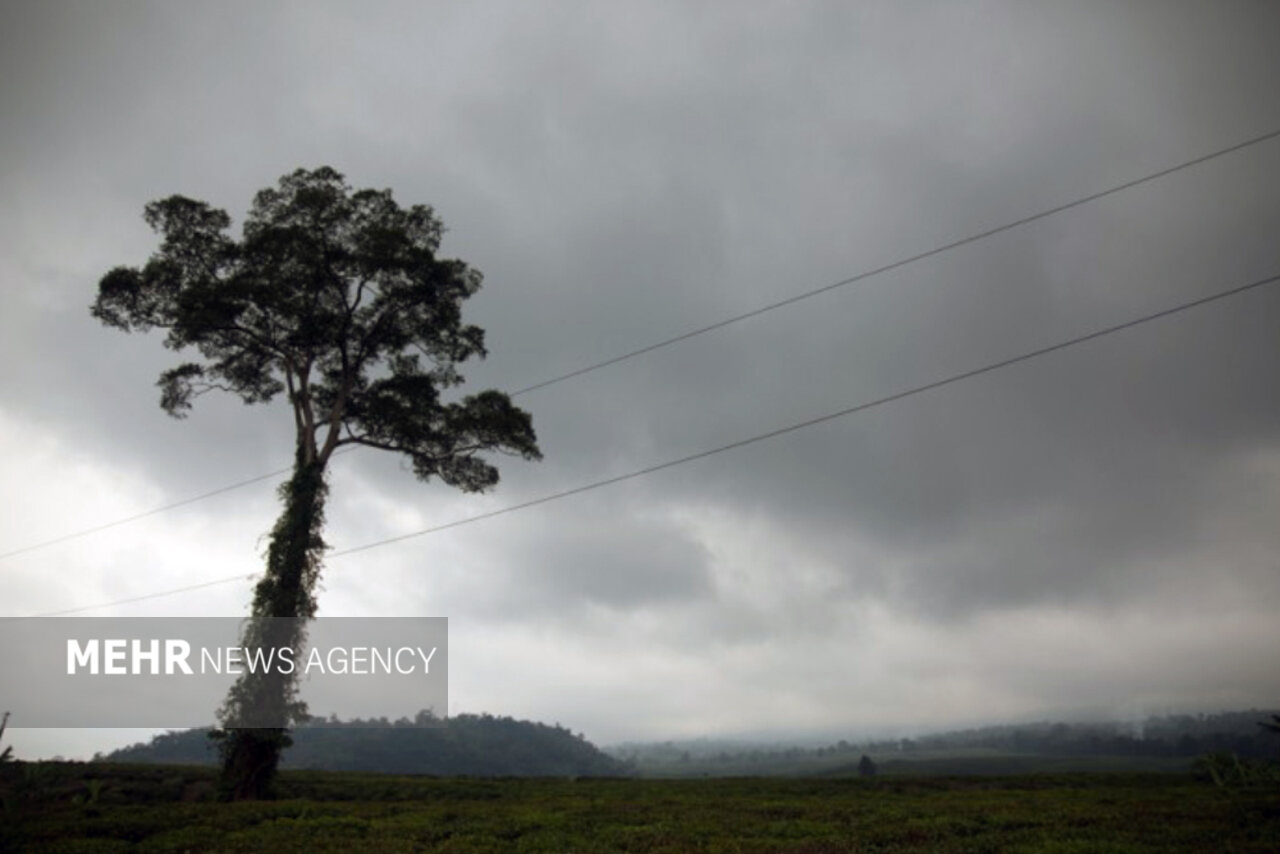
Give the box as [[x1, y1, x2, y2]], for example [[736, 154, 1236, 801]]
[[104, 712, 632, 777], [103, 708, 1279, 779], [607, 709, 1280, 777]]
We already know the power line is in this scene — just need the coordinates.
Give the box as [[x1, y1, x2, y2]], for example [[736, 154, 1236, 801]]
[[33, 573, 258, 618], [29, 269, 1280, 618], [5, 125, 1279, 563], [508, 127, 1280, 395], [0, 449, 362, 564], [0, 469, 290, 562]]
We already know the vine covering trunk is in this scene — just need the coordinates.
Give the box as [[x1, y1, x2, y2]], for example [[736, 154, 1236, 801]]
[[214, 450, 328, 800], [92, 167, 541, 799]]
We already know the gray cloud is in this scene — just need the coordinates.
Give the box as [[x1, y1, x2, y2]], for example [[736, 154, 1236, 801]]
[[4, 0, 1280, 755]]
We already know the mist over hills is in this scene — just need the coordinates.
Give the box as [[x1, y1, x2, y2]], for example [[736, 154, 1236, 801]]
[[102, 709, 1278, 778], [607, 709, 1280, 777]]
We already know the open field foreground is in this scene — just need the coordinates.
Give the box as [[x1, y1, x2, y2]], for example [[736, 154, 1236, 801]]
[[3, 763, 1278, 853]]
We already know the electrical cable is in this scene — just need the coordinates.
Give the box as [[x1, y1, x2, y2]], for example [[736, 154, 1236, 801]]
[[6, 126, 1277, 563], [28, 269, 1279, 617]]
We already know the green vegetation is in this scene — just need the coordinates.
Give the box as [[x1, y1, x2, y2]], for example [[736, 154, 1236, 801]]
[[99, 708, 1280, 782], [7, 710, 1272, 849], [1193, 751, 1280, 788], [105, 714, 630, 778], [623, 745, 1195, 779], [4, 762, 1278, 852], [612, 709, 1280, 778], [93, 166, 540, 798]]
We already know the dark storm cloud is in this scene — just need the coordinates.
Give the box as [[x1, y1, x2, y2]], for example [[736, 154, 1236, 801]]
[[444, 502, 716, 619], [4, 1, 1280, 753]]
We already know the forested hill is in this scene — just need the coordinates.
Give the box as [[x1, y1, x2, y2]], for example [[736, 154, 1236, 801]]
[[608, 709, 1280, 777], [880, 709, 1280, 758], [104, 713, 632, 777]]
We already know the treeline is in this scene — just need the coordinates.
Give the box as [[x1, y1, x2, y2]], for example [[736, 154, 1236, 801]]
[[104, 711, 632, 777], [610, 709, 1280, 769], [881, 710, 1280, 760]]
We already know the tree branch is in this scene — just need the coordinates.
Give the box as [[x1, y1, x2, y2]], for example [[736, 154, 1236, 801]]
[[283, 362, 305, 438], [295, 358, 318, 463]]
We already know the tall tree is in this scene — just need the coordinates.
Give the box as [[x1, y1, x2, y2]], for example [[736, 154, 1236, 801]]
[[92, 167, 541, 799]]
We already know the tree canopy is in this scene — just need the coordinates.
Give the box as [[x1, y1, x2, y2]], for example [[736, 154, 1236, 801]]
[[93, 166, 539, 485], [93, 166, 541, 799]]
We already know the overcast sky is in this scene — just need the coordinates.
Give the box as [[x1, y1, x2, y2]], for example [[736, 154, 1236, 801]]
[[3, 1, 1280, 760]]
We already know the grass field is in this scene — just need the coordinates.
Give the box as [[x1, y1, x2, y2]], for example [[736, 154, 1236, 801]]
[[628, 748, 1194, 779], [3, 762, 1278, 852]]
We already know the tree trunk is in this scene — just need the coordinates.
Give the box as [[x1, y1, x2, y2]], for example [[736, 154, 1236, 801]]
[[215, 449, 328, 800]]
